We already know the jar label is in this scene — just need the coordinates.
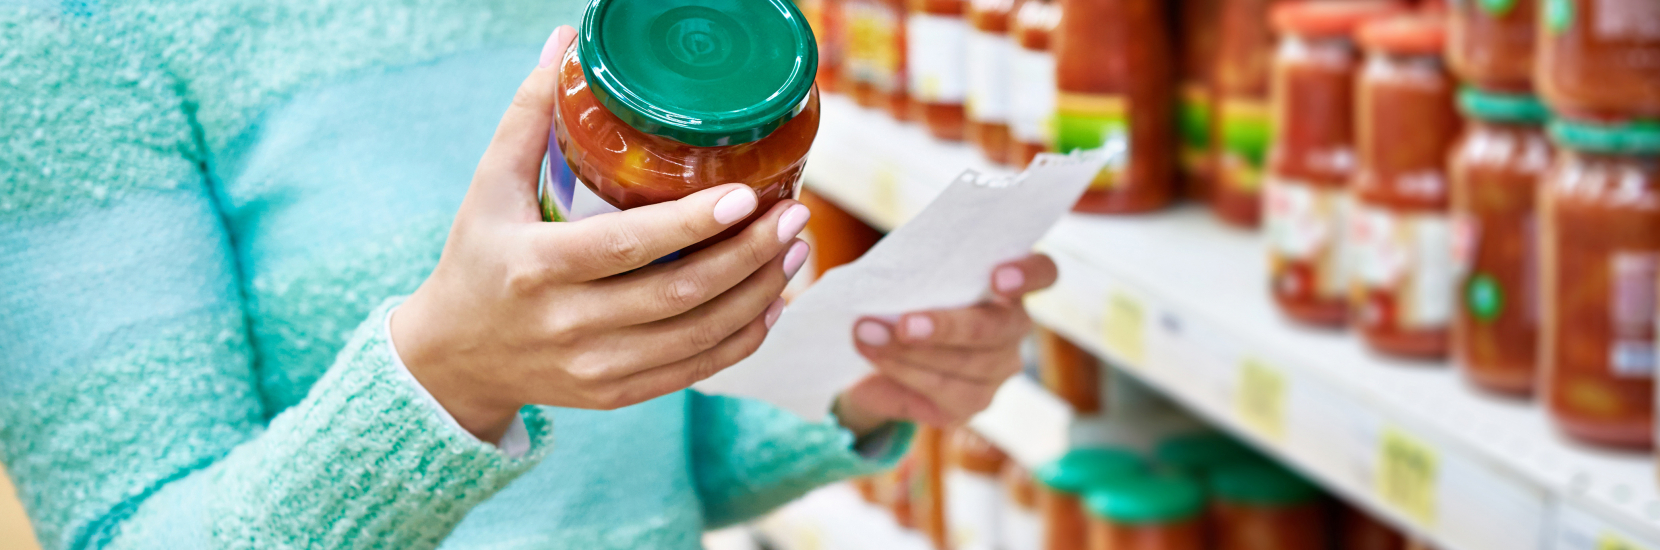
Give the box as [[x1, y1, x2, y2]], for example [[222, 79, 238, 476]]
[[1266, 178, 1350, 300], [1608, 252, 1657, 378], [1594, 0, 1660, 40], [1350, 206, 1455, 329], [1055, 93, 1130, 190], [845, 4, 904, 92], [966, 29, 1014, 124], [945, 471, 1002, 550], [1178, 84, 1212, 175], [1218, 98, 1271, 193], [907, 14, 970, 103], [1008, 48, 1055, 144]]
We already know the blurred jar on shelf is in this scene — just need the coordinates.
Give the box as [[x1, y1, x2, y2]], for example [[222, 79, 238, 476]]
[[1003, 461, 1043, 550], [845, 0, 913, 119], [1449, 89, 1552, 397], [947, 429, 1010, 550], [1264, 0, 1405, 328], [1446, 0, 1536, 92], [1176, 0, 1221, 202], [1084, 474, 1206, 550], [1348, 15, 1461, 360], [1055, 0, 1178, 214], [1338, 504, 1405, 550], [1036, 448, 1144, 550], [967, 0, 1017, 164], [1037, 328, 1102, 414], [800, 0, 846, 92], [1210, 0, 1289, 229], [1153, 432, 1260, 478], [916, 426, 950, 548], [799, 189, 884, 278], [1536, 0, 1660, 120], [1541, 119, 1660, 450], [1208, 462, 1327, 550], [1009, 0, 1060, 167], [909, 0, 970, 140]]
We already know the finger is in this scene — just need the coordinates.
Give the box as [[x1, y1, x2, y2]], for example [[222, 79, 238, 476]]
[[864, 349, 1006, 422], [990, 254, 1059, 304], [471, 25, 577, 210], [854, 336, 1024, 383], [600, 305, 780, 409], [879, 304, 1032, 349], [842, 375, 954, 427], [532, 184, 768, 282]]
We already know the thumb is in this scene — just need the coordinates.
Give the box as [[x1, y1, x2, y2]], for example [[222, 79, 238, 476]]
[[470, 25, 578, 209]]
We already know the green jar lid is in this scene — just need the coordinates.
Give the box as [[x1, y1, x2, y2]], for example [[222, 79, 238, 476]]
[[1154, 432, 1263, 475], [1084, 473, 1206, 525], [1035, 447, 1144, 495], [1458, 88, 1550, 125], [1208, 462, 1322, 506], [1548, 118, 1660, 155], [579, 0, 818, 147]]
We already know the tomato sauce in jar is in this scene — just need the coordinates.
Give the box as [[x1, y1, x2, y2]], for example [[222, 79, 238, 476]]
[[1446, 0, 1537, 92], [1055, 0, 1178, 214], [1177, 0, 1221, 202], [1264, 1, 1405, 327], [1537, 0, 1660, 120], [1037, 327, 1102, 414], [846, 0, 912, 119], [1210, 0, 1288, 228], [1009, 0, 1060, 167], [1449, 90, 1552, 396], [547, 0, 820, 253], [1084, 475, 1206, 550], [801, 0, 846, 92], [909, 0, 970, 140], [1541, 119, 1660, 449], [947, 429, 1011, 550], [967, 0, 1017, 164], [1207, 463, 1327, 550], [1349, 15, 1462, 359], [1036, 448, 1144, 550]]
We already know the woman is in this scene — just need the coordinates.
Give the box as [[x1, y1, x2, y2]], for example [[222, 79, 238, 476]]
[[0, 2, 1055, 549]]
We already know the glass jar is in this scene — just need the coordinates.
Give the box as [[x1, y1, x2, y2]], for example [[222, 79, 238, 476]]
[[1208, 463, 1327, 550], [1009, 0, 1060, 167], [1153, 432, 1260, 477], [1003, 462, 1043, 550], [1084, 474, 1207, 550], [1450, 90, 1552, 396], [1037, 327, 1102, 414], [1537, 0, 1660, 120], [1339, 504, 1404, 550], [967, 0, 1017, 164], [1264, 1, 1404, 328], [801, 0, 846, 92], [916, 426, 949, 548], [800, 189, 884, 278], [1210, 0, 1287, 228], [1036, 448, 1145, 550], [947, 429, 1011, 550], [1446, 0, 1536, 92], [1056, 0, 1178, 214], [1177, 0, 1221, 202], [1541, 118, 1660, 449], [546, 0, 820, 253], [1349, 15, 1461, 359], [845, 0, 911, 119], [909, 0, 970, 140]]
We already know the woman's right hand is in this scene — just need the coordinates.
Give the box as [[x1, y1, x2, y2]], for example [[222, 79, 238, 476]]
[[391, 26, 811, 443]]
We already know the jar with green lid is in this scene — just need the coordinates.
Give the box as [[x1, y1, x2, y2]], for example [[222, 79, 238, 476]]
[[1083, 474, 1206, 550], [1208, 462, 1327, 550], [1035, 447, 1144, 550], [1153, 432, 1262, 476], [1540, 118, 1660, 450], [1450, 89, 1552, 397], [545, 0, 820, 250]]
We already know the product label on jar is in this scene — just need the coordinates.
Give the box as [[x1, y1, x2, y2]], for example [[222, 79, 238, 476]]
[[1179, 84, 1212, 174], [846, 4, 903, 92], [1265, 178, 1350, 300], [945, 471, 1001, 550], [1608, 251, 1658, 378], [1008, 47, 1055, 144], [1594, 0, 1660, 40], [1056, 93, 1130, 190], [1349, 205, 1455, 329], [907, 14, 970, 103], [1000, 505, 1040, 550], [1218, 98, 1271, 193], [966, 29, 1014, 124], [1451, 213, 1540, 323]]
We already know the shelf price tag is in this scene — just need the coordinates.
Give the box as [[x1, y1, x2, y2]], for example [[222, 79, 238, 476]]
[[1100, 289, 1146, 366], [871, 163, 902, 227], [1600, 534, 1649, 550], [1376, 427, 1439, 528], [1235, 359, 1286, 441]]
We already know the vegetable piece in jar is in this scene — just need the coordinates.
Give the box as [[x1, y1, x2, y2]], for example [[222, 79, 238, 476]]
[[1446, 0, 1537, 92], [1210, 0, 1288, 228], [1449, 90, 1552, 396], [909, 0, 970, 140], [1348, 15, 1462, 359], [1009, 0, 1060, 167], [1541, 118, 1660, 449], [1536, 0, 1660, 120], [947, 429, 1011, 550], [1036, 448, 1144, 550], [1208, 462, 1327, 550], [1083, 474, 1207, 550], [968, 0, 1018, 164]]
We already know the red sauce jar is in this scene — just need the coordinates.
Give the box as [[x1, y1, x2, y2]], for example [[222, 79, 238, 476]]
[[1210, 0, 1289, 228], [1036, 448, 1144, 550], [1083, 474, 1207, 550], [1446, 0, 1537, 92], [1037, 327, 1102, 414], [1264, 1, 1405, 327], [1541, 118, 1660, 449], [1009, 0, 1060, 167], [1349, 15, 1462, 359], [802, 0, 846, 92], [909, 0, 970, 140], [968, 0, 1017, 164], [1207, 463, 1328, 550], [1055, 0, 1178, 214], [947, 429, 1011, 550], [1537, 0, 1660, 120], [1177, 0, 1222, 202], [1449, 90, 1552, 396], [846, 0, 912, 119]]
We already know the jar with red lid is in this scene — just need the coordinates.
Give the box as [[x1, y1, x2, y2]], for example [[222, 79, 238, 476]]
[[1009, 0, 1060, 167], [1210, 0, 1288, 229], [1002, 461, 1043, 550], [1177, 0, 1221, 202], [1055, 0, 1177, 214], [1037, 328, 1102, 414], [546, 0, 820, 253], [947, 429, 1011, 550], [1446, 0, 1537, 92], [1264, 0, 1406, 327], [1450, 89, 1552, 396], [1348, 15, 1462, 359], [967, 0, 1017, 164], [909, 0, 970, 141], [1541, 118, 1660, 449], [845, 0, 911, 119], [1537, 0, 1660, 120]]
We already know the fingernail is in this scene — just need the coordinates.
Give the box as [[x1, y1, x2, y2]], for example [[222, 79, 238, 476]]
[[539, 26, 573, 68], [903, 315, 934, 340], [764, 298, 785, 329], [994, 266, 1025, 293], [712, 187, 759, 225], [776, 204, 811, 243], [782, 240, 810, 279], [855, 321, 891, 346]]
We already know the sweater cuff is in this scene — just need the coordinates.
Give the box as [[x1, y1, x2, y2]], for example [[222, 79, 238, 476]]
[[383, 305, 531, 457]]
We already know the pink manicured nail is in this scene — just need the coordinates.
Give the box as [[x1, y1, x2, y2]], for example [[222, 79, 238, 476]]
[[777, 204, 811, 243], [712, 187, 759, 224], [782, 240, 810, 279], [764, 298, 786, 329], [539, 26, 574, 68], [855, 321, 891, 346], [904, 315, 934, 340], [994, 266, 1025, 293]]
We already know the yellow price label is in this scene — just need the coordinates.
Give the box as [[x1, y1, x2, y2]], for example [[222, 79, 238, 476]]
[[1100, 290, 1146, 366], [870, 164, 902, 227], [1600, 534, 1644, 550], [1236, 360, 1286, 440], [1376, 427, 1439, 528]]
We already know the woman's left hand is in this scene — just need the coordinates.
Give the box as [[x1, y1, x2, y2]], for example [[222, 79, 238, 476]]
[[834, 254, 1058, 434]]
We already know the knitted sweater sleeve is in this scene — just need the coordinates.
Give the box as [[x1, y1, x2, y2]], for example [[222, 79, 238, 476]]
[[0, 8, 552, 550]]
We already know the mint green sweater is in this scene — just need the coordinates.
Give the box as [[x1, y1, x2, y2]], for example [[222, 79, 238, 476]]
[[0, 1, 905, 548]]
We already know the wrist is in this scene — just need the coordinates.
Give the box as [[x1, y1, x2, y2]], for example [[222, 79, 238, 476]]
[[391, 293, 522, 443], [833, 394, 896, 439]]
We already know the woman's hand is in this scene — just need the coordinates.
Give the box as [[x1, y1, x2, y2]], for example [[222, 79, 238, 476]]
[[834, 255, 1059, 434], [392, 26, 812, 443]]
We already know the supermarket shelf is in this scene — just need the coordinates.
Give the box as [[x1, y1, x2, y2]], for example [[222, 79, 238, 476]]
[[802, 93, 1660, 550]]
